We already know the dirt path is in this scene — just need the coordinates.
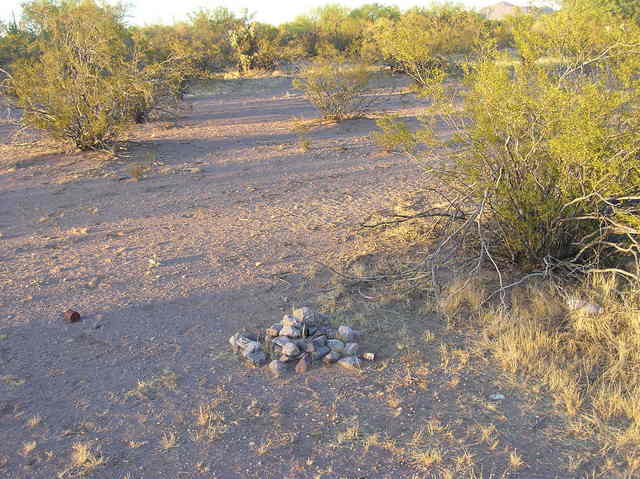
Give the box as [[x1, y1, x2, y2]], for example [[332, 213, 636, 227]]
[[0, 78, 601, 478]]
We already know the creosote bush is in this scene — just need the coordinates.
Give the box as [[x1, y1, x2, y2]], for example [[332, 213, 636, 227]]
[[1, 0, 186, 150], [293, 59, 375, 122], [377, 1, 640, 276]]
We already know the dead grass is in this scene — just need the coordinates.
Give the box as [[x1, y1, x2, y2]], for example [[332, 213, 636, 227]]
[[58, 442, 106, 478], [458, 273, 640, 473]]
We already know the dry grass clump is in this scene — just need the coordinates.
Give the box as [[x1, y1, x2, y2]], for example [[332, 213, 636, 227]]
[[472, 274, 640, 452]]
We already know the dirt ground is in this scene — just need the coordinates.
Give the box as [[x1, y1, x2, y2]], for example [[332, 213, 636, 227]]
[[0, 76, 609, 478]]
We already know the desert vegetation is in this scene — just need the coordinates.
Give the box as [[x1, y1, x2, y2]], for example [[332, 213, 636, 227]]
[[1, 0, 640, 477]]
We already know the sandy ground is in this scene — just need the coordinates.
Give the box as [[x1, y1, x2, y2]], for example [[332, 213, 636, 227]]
[[0, 77, 604, 478]]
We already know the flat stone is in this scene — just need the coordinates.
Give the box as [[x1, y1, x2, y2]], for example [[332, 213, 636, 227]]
[[305, 342, 317, 353], [242, 341, 261, 355], [343, 342, 359, 356], [312, 335, 327, 347], [282, 342, 301, 357], [327, 339, 345, 353], [266, 323, 283, 337], [280, 354, 298, 363], [311, 346, 331, 361], [280, 325, 302, 338], [337, 356, 361, 371], [273, 336, 293, 348], [245, 350, 268, 367], [305, 326, 318, 337], [323, 351, 341, 364], [268, 360, 287, 376], [234, 335, 256, 352]]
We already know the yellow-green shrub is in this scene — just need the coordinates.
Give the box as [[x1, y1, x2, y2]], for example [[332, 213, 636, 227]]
[[393, 2, 640, 272], [3, 0, 186, 149], [293, 59, 374, 121]]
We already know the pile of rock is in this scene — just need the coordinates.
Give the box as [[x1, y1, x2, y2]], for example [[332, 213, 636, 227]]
[[228, 307, 375, 376]]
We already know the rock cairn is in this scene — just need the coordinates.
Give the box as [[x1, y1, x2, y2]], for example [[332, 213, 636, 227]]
[[228, 307, 375, 376]]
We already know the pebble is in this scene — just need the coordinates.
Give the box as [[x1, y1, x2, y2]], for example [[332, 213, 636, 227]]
[[323, 351, 341, 364], [489, 393, 505, 401], [343, 342, 359, 356], [337, 356, 361, 371], [282, 342, 300, 357], [362, 352, 375, 361], [327, 339, 345, 353]]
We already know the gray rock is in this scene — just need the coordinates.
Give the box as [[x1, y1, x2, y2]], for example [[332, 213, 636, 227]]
[[228, 333, 239, 350], [266, 323, 283, 337], [337, 356, 361, 371], [282, 315, 302, 328], [268, 360, 287, 376], [305, 326, 318, 337], [489, 393, 505, 401], [566, 297, 604, 315], [323, 351, 341, 364], [273, 336, 292, 348], [280, 354, 297, 362], [327, 339, 345, 353], [305, 341, 317, 353], [245, 350, 268, 367], [311, 346, 331, 361], [337, 325, 355, 342], [343, 342, 359, 356], [312, 335, 327, 347], [231, 334, 254, 352], [243, 341, 261, 354], [293, 307, 314, 323], [280, 325, 302, 338], [282, 342, 301, 357]]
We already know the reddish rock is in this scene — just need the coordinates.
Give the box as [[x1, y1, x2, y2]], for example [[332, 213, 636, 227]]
[[295, 353, 312, 374], [63, 310, 81, 323]]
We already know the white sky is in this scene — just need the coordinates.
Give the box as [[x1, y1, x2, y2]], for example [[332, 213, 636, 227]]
[[0, 1, 552, 26]]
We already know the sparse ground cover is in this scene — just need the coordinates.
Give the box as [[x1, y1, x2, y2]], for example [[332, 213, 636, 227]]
[[0, 75, 635, 479]]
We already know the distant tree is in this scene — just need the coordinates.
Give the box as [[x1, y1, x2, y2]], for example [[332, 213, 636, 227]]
[[350, 3, 401, 22]]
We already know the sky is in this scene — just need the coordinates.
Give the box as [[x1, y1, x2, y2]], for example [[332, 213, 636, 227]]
[[0, 1, 552, 26]]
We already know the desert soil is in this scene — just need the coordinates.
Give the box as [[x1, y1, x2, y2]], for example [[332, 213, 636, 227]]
[[0, 76, 604, 478]]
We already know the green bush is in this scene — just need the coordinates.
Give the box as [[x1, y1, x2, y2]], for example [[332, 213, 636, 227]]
[[293, 59, 374, 121], [2, 0, 186, 150], [390, 2, 640, 273], [372, 7, 487, 86]]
